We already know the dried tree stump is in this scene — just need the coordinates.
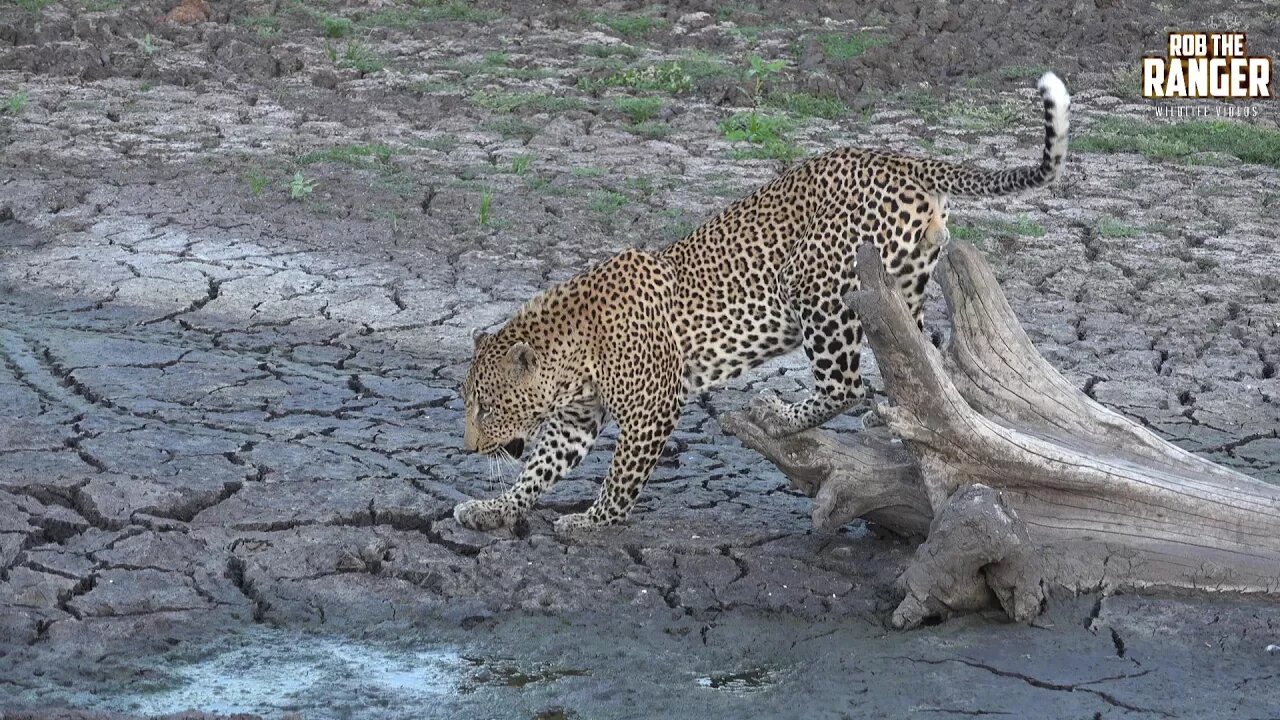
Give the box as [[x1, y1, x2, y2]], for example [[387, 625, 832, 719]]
[[721, 239, 1280, 627]]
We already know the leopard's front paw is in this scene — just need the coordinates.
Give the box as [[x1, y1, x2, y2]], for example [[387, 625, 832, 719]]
[[453, 498, 518, 531], [553, 511, 608, 535], [749, 390, 796, 438]]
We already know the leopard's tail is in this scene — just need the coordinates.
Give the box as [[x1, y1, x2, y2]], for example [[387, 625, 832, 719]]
[[911, 72, 1070, 197]]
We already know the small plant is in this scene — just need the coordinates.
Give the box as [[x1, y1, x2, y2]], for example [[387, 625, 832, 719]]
[[746, 55, 786, 107], [581, 11, 662, 38], [478, 188, 494, 225], [630, 121, 670, 139], [340, 42, 385, 74], [297, 143, 394, 168], [83, 0, 120, 10], [816, 32, 889, 61], [719, 112, 792, 145], [510, 155, 533, 175], [239, 13, 281, 37], [289, 172, 316, 200], [483, 118, 538, 140], [1096, 217, 1140, 238], [766, 92, 847, 120], [140, 34, 157, 55], [624, 176, 655, 197], [484, 51, 509, 66], [472, 91, 585, 114], [4, 90, 28, 115], [614, 96, 664, 124], [418, 134, 459, 153], [322, 16, 353, 38], [720, 111, 800, 162], [591, 190, 630, 214], [244, 168, 270, 196], [584, 62, 694, 94], [949, 224, 983, 244]]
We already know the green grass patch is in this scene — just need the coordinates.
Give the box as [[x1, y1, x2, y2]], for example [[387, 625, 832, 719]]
[[581, 11, 663, 38], [573, 167, 605, 178], [720, 111, 800, 162], [297, 143, 394, 168], [630, 121, 671, 139], [590, 190, 630, 214], [677, 51, 738, 82], [436, 59, 556, 80], [950, 215, 1045, 244], [416, 135, 459, 153], [243, 167, 270, 196], [614, 96, 664, 123], [720, 111, 792, 144], [236, 13, 281, 37], [1076, 117, 1280, 167], [900, 92, 1022, 132], [1096, 216, 1140, 238], [949, 224, 983, 244], [321, 15, 353, 38], [509, 155, 533, 175], [730, 141, 803, 162], [82, 0, 119, 10], [483, 117, 538, 140], [4, 89, 28, 115], [582, 62, 694, 94], [766, 92, 847, 120], [988, 215, 1045, 237], [472, 91, 585, 114], [339, 42, 385, 73], [816, 32, 889, 61]]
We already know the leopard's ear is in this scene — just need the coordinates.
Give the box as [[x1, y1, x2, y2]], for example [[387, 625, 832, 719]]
[[471, 328, 490, 346], [505, 342, 537, 376]]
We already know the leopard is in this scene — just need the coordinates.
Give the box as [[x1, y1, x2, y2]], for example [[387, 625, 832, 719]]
[[455, 73, 1070, 534]]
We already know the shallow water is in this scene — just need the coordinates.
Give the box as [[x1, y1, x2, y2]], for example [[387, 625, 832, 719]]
[[67, 628, 468, 718]]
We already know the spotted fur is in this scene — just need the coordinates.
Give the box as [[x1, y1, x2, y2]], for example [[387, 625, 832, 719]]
[[455, 73, 1070, 533]]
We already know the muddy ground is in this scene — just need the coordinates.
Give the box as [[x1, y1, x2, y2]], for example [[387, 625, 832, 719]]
[[1, 0, 1279, 718]]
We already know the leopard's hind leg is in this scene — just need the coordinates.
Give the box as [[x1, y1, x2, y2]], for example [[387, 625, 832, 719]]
[[753, 220, 868, 437]]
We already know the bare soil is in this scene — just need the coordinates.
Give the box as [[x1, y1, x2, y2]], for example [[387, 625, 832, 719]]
[[1, 1, 1279, 718]]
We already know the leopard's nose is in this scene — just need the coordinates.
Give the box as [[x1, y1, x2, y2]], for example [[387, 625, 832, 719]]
[[503, 438, 525, 458]]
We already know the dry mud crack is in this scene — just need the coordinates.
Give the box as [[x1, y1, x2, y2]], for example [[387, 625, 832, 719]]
[[1, 0, 1279, 718]]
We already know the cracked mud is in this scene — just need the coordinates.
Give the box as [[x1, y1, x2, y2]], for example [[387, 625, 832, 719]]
[[2, 0, 1279, 718]]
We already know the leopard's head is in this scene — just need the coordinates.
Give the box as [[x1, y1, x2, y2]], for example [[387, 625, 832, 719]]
[[461, 329, 552, 459]]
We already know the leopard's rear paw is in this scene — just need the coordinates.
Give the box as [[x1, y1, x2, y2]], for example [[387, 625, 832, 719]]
[[453, 498, 518, 531], [553, 511, 612, 535], [749, 390, 798, 438]]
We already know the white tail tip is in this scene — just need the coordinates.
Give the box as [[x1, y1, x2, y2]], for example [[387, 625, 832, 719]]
[[1038, 71, 1070, 110]]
